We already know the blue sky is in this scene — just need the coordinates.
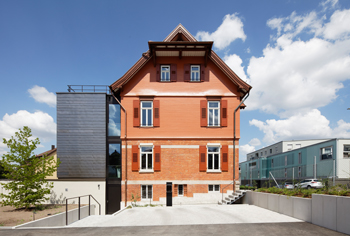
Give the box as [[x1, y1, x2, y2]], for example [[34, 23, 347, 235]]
[[1, 0, 350, 161]]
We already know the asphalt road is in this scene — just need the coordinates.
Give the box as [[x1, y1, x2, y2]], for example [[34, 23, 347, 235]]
[[0, 223, 348, 236]]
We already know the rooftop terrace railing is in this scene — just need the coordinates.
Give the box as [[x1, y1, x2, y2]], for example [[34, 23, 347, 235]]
[[67, 85, 111, 94]]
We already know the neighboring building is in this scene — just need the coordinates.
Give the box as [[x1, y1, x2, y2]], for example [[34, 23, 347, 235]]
[[240, 139, 350, 187], [35, 145, 58, 180], [56, 24, 251, 213], [247, 139, 329, 161]]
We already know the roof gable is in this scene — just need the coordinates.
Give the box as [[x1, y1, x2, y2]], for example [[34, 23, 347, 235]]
[[110, 24, 252, 97]]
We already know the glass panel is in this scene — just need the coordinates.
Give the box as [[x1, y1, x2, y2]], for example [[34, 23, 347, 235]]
[[147, 153, 152, 169], [214, 185, 220, 191], [208, 185, 213, 191], [147, 109, 152, 126], [141, 154, 146, 169], [208, 102, 219, 108], [208, 154, 213, 169], [214, 109, 219, 126], [142, 102, 152, 108], [208, 109, 213, 126], [344, 145, 350, 151], [208, 147, 219, 152], [108, 144, 121, 178], [214, 154, 219, 169], [178, 185, 183, 195], [141, 146, 152, 152], [142, 185, 146, 199], [108, 104, 121, 136], [148, 185, 152, 199], [142, 109, 146, 125]]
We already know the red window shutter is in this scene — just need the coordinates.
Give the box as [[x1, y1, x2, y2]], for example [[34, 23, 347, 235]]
[[153, 100, 160, 127], [200, 64, 205, 82], [133, 100, 140, 127], [199, 145, 206, 172], [156, 64, 160, 82], [132, 145, 139, 171], [154, 145, 161, 171], [200, 100, 207, 127], [184, 64, 190, 82], [221, 100, 228, 127], [170, 64, 177, 82], [184, 185, 187, 196], [222, 145, 228, 172]]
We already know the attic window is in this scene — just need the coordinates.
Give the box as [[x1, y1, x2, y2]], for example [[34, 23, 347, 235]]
[[191, 65, 200, 81], [161, 65, 170, 81]]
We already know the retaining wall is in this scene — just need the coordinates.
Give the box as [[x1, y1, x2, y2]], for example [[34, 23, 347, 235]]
[[242, 191, 349, 235]]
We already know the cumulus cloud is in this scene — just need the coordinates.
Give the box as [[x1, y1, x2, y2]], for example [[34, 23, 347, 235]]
[[249, 109, 350, 144], [239, 144, 256, 162], [223, 54, 248, 82], [196, 14, 246, 50], [0, 110, 56, 155], [28, 85, 56, 107], [246, 8, 350, 117], [249, 138, 261, 147]]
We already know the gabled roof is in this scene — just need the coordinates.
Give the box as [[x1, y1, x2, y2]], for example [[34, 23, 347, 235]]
[[110, 24, 252, 97], [36, 148, 57, 157]]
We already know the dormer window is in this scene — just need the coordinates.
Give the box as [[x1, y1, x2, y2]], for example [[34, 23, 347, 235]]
[[191, 65, 200, 81], [161, 65, 170, 81]]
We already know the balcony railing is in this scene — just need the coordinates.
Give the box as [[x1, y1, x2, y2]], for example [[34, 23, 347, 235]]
[[67, 85, 111, 94]]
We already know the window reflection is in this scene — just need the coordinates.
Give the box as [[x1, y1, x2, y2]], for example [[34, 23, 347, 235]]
[[108, 143, 121, 178], [108, 104, 121, 136]]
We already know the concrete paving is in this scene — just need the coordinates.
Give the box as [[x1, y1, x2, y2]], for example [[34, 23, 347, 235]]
[[68, 204, 302, 227]]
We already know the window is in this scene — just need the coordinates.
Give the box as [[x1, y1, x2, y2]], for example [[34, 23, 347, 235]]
[[140, 101, 152, 127], [298, 166, 301, 177], [287, 144, 293, 151], [178, 185, 184, 196], [344, 145, 350, 158], [271, 159, 274, 168], [285, 156, 287, 166], [161, 65, 170, 81], [255, 153, 259, 158], [191, 65, 200, 81], [140, 146, 153, 171], [207, 146, 220, 171], [108, 104, 121, 136], [275, 146, 278, 152], [261, 152, 263, 156], [108, 143, 121, 178], [321, 146, 333, 160], [298, 152, 302, 164], [285, 168, 287, 178], [208, 101, 220, 126], [270, 149, 272, 154], [295, 144, 301, 149], [265, 151, 267, 155], [141, 185, 152, 199], [208, 185, 220, 192]]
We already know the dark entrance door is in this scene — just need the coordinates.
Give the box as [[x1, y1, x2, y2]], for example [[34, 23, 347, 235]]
[[106, 183, 121, 214], [166, 182, 172, 206]]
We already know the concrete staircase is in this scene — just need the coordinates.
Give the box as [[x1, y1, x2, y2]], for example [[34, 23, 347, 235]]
[[218, 190, 247, 205]]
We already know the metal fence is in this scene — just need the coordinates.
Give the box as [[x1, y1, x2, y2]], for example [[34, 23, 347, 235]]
[[67, 85, 111, 94]]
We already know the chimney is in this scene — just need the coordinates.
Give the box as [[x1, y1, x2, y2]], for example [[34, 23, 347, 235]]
[[51, 145, 55, 150]]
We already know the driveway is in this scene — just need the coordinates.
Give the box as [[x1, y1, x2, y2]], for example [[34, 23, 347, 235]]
[[68, 204, 302, 227]]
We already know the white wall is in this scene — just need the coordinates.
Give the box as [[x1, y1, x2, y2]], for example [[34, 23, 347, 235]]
[[336, 139, 350, 179]]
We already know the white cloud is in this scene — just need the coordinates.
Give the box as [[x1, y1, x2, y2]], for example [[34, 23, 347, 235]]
[[196, 14, 246, 50], [239, 144, 256, 162], [249, 138, 261, 147], [28, 85, 56, 107], [0, 110, 56, 155], [223, 54, 248, 82], [246, 8, 350, 117], [249, 109, 350, 144], [321, 9, 350, 39]]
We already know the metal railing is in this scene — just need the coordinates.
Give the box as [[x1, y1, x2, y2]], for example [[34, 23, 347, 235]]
[[67, 85, 111, 94], [222, 182, 234, 203], [65, 194, 101, 225]]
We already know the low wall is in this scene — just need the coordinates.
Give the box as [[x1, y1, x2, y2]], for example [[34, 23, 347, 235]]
[[15, 205, 95, 228], [243, 191, 349, 235]]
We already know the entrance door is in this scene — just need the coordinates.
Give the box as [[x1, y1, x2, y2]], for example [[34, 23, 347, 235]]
[[106, 184, 121, 214], [166, 182, 172, 206]]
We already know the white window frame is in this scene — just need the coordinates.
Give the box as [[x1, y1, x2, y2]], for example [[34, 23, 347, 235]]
[[321, 146, 333, 160], [141, 185, 153, 200], [140, 145, 153, 172], [207, 144, 221, 172], [140, 101, 153, 127], [178, 184, 184, 196], [207, 101, 220, 127], [344, 145, 350, 158], [160, 65, 170, 81], [190, 65, 200, 81], [208, 184, 220, 192], [287, 144, 293, 151]]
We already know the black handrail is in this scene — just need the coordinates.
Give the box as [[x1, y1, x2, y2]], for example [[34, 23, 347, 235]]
[[65, 194, 101, 225]]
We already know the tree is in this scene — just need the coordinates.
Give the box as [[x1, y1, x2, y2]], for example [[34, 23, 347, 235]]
[[0, 160, 8, 179], [0, 126, 60, 209]]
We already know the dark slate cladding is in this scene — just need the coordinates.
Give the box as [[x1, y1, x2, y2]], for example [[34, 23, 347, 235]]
[[57, 93, 106, 178]]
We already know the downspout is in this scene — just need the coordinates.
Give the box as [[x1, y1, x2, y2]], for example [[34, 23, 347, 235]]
[[233, 91, 249, 193], [110, 88, 128, 207]]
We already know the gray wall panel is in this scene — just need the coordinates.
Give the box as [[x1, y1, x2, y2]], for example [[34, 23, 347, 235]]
[[57, 93, 106, 178]]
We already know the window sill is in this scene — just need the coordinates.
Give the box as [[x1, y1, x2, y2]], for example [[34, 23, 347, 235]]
[[207, 170, 222, 173], [189, 80, 202, 82], [140, 126, 154, 128], [160, 80, 171, 82], [139, 170, 154, 173], [206, 126, 222, 128]]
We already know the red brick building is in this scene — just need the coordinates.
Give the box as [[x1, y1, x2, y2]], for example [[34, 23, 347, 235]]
[[110, 24, 251, 207]]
